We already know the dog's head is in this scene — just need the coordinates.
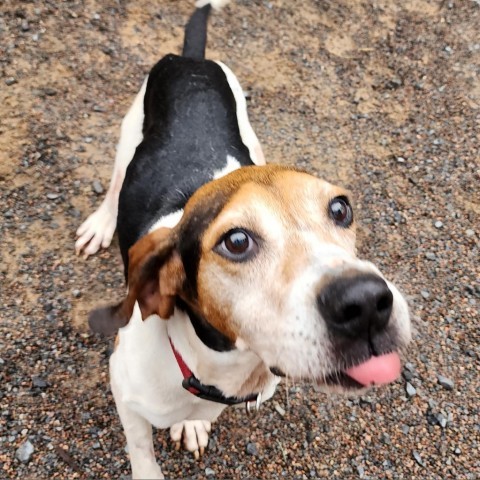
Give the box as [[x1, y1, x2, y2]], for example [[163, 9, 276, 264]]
[[90, 165, 411, 391]]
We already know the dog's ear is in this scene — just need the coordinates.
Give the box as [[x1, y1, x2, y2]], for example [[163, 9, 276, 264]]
[[88, 228, 185, 336]]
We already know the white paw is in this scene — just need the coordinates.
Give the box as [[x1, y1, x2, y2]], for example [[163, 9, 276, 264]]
[[75, 200, 117, 258], [170, 420, 211, 459], [132, 463, 164, 480]]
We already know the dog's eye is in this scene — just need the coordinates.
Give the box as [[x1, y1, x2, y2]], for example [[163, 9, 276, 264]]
[[329, 196, 353, 228], [215, 229, 258, 262]]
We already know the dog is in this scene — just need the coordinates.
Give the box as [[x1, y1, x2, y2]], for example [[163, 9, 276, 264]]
[[76, 2, 411, 479]]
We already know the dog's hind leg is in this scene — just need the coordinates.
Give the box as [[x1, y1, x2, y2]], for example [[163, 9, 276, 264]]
[[111, 374, 164, 480], [75, 78, 147, 258]]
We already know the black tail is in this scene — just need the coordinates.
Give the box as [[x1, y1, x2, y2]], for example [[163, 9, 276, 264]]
[[182, 4, 212, 60]]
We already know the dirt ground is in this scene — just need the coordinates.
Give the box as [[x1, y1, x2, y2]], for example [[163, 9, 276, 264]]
[[1, 0, 479, 478]]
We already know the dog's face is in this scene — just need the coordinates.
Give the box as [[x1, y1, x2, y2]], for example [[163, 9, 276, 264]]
[[91, 165, 410, 391]]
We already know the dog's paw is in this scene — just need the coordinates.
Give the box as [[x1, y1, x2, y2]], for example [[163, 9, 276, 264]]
[[170, 420, 211, 459], [132, 463, 164, 480], [75, 200, 117, 258]]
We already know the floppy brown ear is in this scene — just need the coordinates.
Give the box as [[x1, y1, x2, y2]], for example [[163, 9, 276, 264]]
[[88, 227, 185, 336]]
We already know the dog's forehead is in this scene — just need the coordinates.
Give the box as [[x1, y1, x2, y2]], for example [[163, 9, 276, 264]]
[[182, 165, 349, 226]]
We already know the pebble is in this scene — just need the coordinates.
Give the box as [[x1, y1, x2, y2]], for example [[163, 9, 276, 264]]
[[396, 156, 406, 163], [274, 403, 286, 417], [32, 377, 48, 388], [435, 413, 447, 428], [15, 440, 34, 463], [466, 229, 475, 237], [72, 289, 82, 298], [46, 193, 59, 200], [404, 363, 415, 372], [421, 290, 430, 299], [437, 374, 454, 390], [434, 221, 443, 228], [406, 382, 416, 397], [205, 467, 215, 476], [425, 252, 436, 261], [5, 77, 17, 86], [412, 450, 424, 467], [246, 442, 259, 456], [92, 180, 104, 195]]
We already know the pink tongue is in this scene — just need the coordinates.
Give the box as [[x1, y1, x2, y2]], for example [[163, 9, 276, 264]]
[[345, 352, 401, 386]]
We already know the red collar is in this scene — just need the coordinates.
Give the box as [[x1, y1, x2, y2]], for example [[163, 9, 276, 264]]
[[168, 337, 261, 407]]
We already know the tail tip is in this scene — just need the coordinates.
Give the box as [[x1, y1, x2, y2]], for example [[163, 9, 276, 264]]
[[195, 0, 231, 10]]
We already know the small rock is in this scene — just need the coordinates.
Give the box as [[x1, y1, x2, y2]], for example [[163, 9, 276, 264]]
[[404, 362, 415, 372], [92, 104, 106, 112], [21, 20, 30, 31], [32, 377, 48, 389], [92, 442, 101, 449], [205, 467, 215, 476], [246, 442, 258, 456], [396, 156, 406, 163], [434, 221, 443, 228], [466, 229, 475, 237], [454, 447, 461, 455], [435, 413, 447, 428], [4, 210, 14, 218], [437, 374, 454, 390], [421, 290, 430, 299], [72, 289, 81, 298], [47, 193, 59, 200], [425, 252, 436, 261], [5, 77, 17, 86], [381, 433, 391, 445], [15, 440, 34, 463], [412, 450, 424, 467], [274, 403, 285, 417], [406, 382, 416, 397], [92, 180, 104, 195]]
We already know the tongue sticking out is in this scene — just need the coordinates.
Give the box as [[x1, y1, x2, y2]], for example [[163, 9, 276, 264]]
[[345, 352, 401, 386]]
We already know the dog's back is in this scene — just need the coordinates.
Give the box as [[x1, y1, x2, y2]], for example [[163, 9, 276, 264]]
[[117, 6, 254, 272]]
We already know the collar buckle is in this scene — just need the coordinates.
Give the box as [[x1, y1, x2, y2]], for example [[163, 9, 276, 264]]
[[245, 392, 262, 416]]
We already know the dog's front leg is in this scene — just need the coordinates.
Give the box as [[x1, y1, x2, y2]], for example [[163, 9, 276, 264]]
[[111, 378, 164, 480]]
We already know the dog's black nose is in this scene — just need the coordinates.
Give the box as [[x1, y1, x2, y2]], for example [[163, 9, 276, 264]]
[[317, 274, 393, 338]]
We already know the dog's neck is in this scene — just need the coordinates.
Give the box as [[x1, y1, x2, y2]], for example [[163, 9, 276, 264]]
[[166, 308, 274, 399]]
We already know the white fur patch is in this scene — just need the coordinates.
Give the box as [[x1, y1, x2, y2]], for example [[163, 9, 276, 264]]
[[213, 155, 241, 179], [215, 61, 265, 165], [196, 0, 230, 10], [148, 210, 184, 233]]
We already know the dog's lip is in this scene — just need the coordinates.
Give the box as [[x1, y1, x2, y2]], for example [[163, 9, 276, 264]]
[[322, 371, 364, 389]]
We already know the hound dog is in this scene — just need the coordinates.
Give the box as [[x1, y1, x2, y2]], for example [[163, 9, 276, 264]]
[[76, 1, 411, 478]]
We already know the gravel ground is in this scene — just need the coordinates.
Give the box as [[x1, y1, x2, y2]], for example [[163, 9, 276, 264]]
[[1, 0, 479, 478]]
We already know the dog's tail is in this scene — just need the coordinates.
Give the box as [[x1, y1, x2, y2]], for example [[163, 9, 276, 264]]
[[182, 0, 230, 60]]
